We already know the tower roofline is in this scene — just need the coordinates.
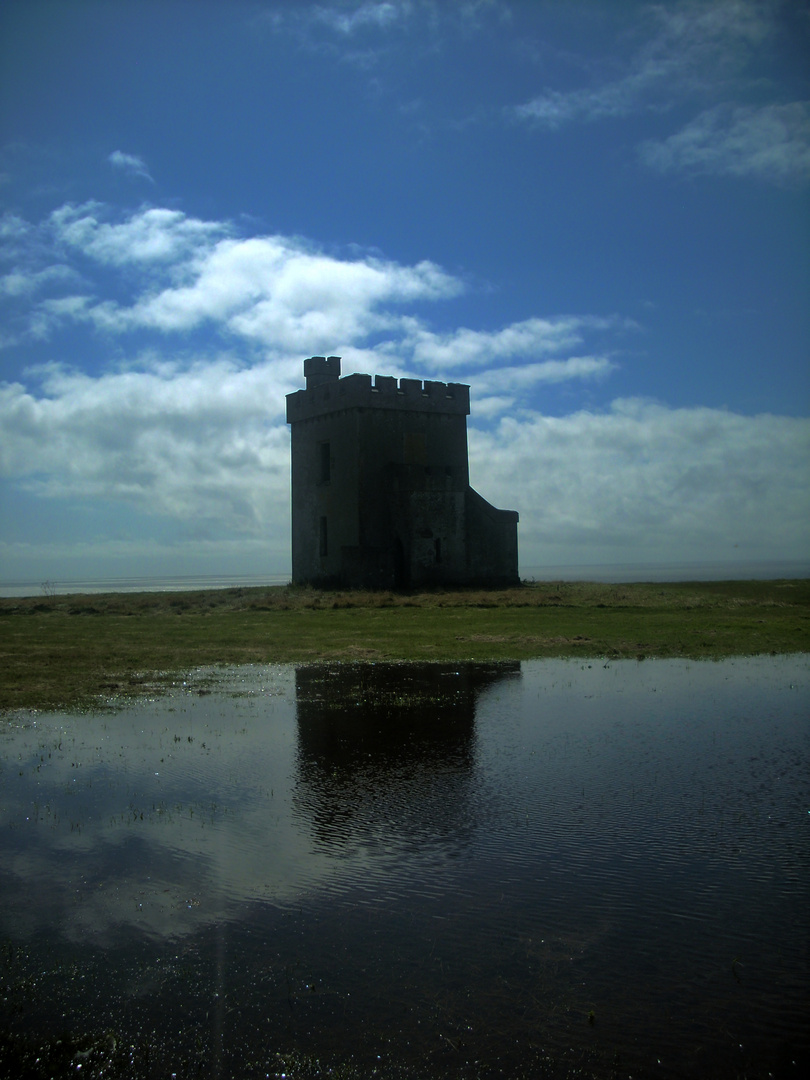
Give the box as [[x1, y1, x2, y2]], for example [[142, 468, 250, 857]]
[[286, 360, 470, 424]]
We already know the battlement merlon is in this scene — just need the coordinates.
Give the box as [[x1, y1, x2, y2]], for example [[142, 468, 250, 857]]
[[304, 355, 341, 389], [286, 357, 471, 423]]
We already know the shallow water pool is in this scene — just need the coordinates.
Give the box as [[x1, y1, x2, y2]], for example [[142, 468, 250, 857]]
[[1, 656, 808, 1078]]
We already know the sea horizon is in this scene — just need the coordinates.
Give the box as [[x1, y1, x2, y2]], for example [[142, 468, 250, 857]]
[[1, 559, 808, 598]]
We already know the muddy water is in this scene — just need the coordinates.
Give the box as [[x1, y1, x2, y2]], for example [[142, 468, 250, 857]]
[[1, 657, 807, 1079]]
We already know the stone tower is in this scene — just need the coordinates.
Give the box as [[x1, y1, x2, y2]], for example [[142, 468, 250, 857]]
[[286, 356, 519, 588]]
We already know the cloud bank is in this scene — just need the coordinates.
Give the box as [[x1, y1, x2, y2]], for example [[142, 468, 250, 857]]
[[471, 402, 810, 567], [8, 202, 461, 353], [1, 196, 807, 580], [2, 363, 807, 577]]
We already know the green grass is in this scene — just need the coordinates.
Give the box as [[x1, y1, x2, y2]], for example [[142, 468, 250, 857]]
[[1, 579, 808, 712]]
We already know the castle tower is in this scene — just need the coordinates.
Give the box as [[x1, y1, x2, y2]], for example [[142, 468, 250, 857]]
[[286, 356, 518, 588]]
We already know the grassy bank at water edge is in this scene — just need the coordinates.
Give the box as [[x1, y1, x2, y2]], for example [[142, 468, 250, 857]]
[[1, 579, 808, 712]]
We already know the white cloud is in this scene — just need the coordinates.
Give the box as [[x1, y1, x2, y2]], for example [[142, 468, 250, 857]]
[[512, 0, 776, 129], [0, 211, 33, 245], [509, 2, 808, 188], [0, 212, 88, 316], [2, 364, 806, 576], [470, 395, 515, 420], [108, 150, 154, 183], [469, 400, 810, 566], [404, 316, 627, 370], [49, 202, 228, 265], [3, 202, 627, 389], [3, 195, 805, 579], [266, 0, 502, 38], [93, 236, 460, 348], [491, 356, 614, 387], [472, 357, 615, 398], [0, 357, 294, 532], [29, 295, 94, 340], [465, 357, 615, 418], [514, 84, 638, 129], [260, 0, 509, 68], [640, 102, 810, 183], [5, 203, 461, 352], [311, 1, 408, 35], [0, 264, 80, 298], [259, 0, 415, 60], [222, 245, 461, 348]]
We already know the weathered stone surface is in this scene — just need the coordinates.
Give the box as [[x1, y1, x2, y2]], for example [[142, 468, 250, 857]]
[[286, 357, 519, 587]]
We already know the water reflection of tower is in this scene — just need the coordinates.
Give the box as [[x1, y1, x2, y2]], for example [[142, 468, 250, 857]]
[[292, 662, 521, 856]]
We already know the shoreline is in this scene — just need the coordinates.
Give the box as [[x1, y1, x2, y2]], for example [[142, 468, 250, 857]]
[[1, 579, 808, 713], [4, 559, 810, 598]]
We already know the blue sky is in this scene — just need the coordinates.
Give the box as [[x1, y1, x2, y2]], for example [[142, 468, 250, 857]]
[[1, 0, 808, 586]]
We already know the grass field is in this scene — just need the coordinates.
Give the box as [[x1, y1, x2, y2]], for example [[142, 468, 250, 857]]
[[1, 579, 808, 712]]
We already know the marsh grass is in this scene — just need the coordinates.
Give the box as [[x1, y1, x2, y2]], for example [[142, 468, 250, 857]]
[[1, 579, 808, 712]]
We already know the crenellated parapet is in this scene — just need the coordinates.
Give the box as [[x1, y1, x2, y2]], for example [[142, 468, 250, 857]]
[[286, 356, 470, 423]]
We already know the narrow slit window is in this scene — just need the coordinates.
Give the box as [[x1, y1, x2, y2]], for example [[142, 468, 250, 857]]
[[434, 537, 442, 564], [319, 516, 328, 557]]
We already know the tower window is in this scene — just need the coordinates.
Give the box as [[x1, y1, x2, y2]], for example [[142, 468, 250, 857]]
[[319, 516, 328, 557], [434, 537, 442, 564], [319, 441, 331, 483]]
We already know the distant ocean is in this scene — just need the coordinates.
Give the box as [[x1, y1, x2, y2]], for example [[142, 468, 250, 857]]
[[0, 573, 291, 599], [1, 561, 808, 598]]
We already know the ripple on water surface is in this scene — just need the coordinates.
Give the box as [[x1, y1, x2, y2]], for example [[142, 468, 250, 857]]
[[0, 656, 807, 1078]]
